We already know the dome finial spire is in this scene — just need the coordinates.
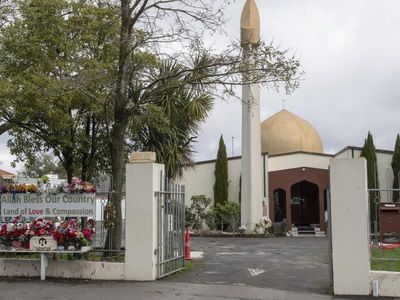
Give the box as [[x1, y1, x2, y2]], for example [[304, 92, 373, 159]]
[[282, 99, 286, 110]]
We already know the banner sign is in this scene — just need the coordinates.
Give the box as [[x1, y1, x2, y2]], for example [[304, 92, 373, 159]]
[[0, 193, 96, 217]]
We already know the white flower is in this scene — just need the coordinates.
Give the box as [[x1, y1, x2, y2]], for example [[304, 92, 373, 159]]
[[238, 225, 247, 232]]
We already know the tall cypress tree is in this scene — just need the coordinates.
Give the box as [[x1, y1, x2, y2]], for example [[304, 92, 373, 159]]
[[360, 131, 379, 223], [391, 134, 400, 202], [214, 135, 229, 206]]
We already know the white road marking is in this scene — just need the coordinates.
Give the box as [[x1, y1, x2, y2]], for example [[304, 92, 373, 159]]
[[203, 271, 220, 274], [248, 268, 265, 277], [217, 252, 248, 255], [190, 251, 204, 259]]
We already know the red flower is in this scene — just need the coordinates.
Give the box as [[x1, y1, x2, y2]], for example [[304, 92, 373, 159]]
[[53, 231, 64, 244], [82, 228, 92, 240]]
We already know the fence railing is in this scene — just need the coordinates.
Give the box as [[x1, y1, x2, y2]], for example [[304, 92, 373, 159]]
[[156, 173, 185, 278], [369, 189, 400, 272], [89, 191, 126, 262]]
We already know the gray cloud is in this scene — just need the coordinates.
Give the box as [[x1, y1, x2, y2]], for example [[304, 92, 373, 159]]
[[193, 0, 400, 161]]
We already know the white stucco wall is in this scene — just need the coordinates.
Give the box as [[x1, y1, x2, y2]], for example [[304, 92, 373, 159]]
[[330, 158, 370, 296], [179, 155, 268, 206], [268, 153, 331, 172], [370, 271, 400, 297], [335, 148, 394, 202], [179, 158, 242, 205], [0, 259, 125, 280], [125, 162, 161, 281]]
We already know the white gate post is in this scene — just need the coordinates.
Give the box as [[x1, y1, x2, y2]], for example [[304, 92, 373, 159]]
[[330, 158, 370, 295], [124, 152, 164, 281]]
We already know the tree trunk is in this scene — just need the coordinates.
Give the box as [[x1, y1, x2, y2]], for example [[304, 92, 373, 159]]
[[106, 117, 127, 251], [105, 0, 132, 251], [81, 115, 91, 182], [62, 150, 74, 184]]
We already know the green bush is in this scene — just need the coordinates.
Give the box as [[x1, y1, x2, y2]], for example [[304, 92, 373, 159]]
[[214, 202, 240, 233], [186, 195, 214, 230]]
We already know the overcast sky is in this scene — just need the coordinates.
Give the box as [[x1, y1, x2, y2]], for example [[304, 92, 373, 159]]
[[193, 0, 400, 161], [1, 0, 400, 172]]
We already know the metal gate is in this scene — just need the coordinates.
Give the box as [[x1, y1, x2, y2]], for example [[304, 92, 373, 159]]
[[155, 172, 185, 278]]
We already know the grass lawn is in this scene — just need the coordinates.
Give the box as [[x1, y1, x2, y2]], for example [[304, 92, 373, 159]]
[[371, 247, 400, 272]]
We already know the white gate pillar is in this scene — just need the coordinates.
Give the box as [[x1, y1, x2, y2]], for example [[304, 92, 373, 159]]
[[330, 158, 370, 295], [125, 153, 164, 281]]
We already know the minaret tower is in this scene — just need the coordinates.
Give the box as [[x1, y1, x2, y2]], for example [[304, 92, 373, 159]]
[[240, 0, 263, 231]]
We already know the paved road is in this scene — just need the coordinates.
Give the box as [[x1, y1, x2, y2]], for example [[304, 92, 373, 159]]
[[0, 280, 396, 300], [166, 236, 331, 294], [1, 237, 398, 299]]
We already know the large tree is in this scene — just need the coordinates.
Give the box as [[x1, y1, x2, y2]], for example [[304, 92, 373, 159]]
[[107, 0, 302, 250], [0, 0, 117, 182], [0, 0, 303, 250], [391, 134, 400, 202], [19, 153, 67, 179], [360, 131, 379, 223], [214, 135, 228, 206]]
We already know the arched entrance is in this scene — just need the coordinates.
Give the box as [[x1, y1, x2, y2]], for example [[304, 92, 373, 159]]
[[273, 188, 286, 222], [290, 181, 319, 226]]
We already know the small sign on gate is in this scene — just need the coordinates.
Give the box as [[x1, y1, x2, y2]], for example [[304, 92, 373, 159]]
[[30, 236, 57, 251]]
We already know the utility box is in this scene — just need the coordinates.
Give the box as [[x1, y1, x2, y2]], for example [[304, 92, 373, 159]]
[[379, 202, 400, 242]]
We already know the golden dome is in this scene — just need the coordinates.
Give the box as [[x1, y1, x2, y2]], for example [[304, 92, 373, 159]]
[[261, 109, 323, 155]]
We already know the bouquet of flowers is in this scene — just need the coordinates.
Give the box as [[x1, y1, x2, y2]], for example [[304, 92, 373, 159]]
[[30, 218, 55, 236], [0, 178, 96, 194], [0, 216, 30, 248], [0, 184, 8, 193], [0, 184, 38, 194], [52, 218, 95, 250], [57, 178, 96, 194], [254, 216, 272, 235]]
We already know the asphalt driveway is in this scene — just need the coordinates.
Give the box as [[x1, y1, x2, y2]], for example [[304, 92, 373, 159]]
[[166, 236, 331, 294]]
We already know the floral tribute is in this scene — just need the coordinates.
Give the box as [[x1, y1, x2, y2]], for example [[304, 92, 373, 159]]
[[0, 216, 95, 250], [52, 218, 95, 250], [0, 178, 96, 194], [0, 184, 38, 194], [0, 216, 30, 248], [0, 178, 97, 250], [253, 216, 272, 234]]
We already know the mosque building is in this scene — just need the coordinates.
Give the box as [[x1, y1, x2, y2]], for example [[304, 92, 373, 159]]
[[179, 109, 395, 235]]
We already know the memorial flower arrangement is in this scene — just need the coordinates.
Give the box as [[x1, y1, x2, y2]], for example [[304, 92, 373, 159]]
[[254, 216, 272, 234], [0, 179, 96, 194], [0, 217, 30, 248], [52, 218, 95, 250], [0, 184, 8, 193], [0, 217, 96, 250], [30, 218, 56, 236], [0, 178, 97, 250], [0, 184, 38, 194], [72, 178, 96, 193], [103, 203, 116, 229]]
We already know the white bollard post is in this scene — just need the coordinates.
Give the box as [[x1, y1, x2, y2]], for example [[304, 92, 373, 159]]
[[124, 152, 164, 281], [330, 158, 370, 295]]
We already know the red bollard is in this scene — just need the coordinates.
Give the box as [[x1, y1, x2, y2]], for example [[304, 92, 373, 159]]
[[184, 227, 191, 260]]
